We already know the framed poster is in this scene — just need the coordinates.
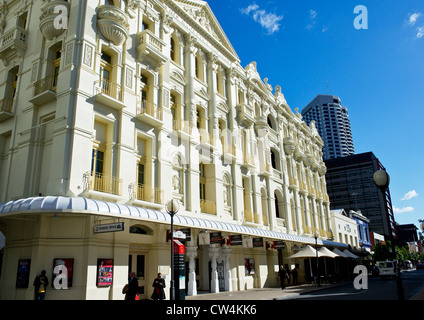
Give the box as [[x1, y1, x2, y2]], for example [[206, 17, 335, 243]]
[[96, 259, 113, 287], [53, 258, 74, 288], [16, 259, 31, 288]]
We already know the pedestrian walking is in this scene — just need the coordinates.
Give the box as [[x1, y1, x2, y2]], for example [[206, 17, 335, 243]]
[[125, 271, 139, 300], [151, 273, 166, 300], [33, 270, 49, 300], [278, 265, 289, 290]]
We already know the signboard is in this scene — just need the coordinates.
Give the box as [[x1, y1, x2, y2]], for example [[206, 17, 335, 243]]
[[229, 235, 242, 246], [53, 258, 74, 288], [16, 259, 31, 288], [173, 230, 186, 239], [253, 237, 264, 248], [94, 222, 124, 234], [274, 240, 286, 249], [96, 259, 113, 287], [210, 232, 223, 244]]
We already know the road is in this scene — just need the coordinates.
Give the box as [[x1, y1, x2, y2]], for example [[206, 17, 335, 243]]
[[280, 269, 424, 300]]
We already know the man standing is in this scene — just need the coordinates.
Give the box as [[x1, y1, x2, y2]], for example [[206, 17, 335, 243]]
[[126, 272, 139, 300], [33, 270, 49, 300], [278, 265, 288, 290]]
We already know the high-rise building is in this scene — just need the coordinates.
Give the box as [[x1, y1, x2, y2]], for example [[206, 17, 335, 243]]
[[0, 0, 346, 300], [301, 95, 354, 160], [324, 152, 396, 239]]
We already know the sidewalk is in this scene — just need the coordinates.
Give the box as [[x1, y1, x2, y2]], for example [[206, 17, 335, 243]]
[[186, 282, 349, 301]]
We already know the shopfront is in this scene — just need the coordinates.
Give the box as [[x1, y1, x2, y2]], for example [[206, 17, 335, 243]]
[[0, 196, 347, 300]]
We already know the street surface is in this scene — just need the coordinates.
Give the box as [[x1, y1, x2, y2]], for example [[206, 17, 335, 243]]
[[279, 269, 424, 300]]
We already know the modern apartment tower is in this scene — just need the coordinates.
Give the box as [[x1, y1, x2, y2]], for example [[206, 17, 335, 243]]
[[301, 95, 354, 160]]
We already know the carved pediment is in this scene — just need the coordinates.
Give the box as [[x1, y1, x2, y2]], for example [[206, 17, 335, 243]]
[[172, 0, 238, 58], [170, 70, 186, 86], [195, 87, 209, 101]]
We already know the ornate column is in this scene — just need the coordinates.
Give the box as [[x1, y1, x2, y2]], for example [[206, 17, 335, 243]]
[[222, 245, 232, 292], [186, 246, 198, 296], [209, 246, 220, 293], [184, 34, 197, 129]]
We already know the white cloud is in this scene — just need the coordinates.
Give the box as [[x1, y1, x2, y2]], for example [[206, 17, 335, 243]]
[[417, 26, 424, 39], [393, 206, 414, 214], [240, 3, 283, 34], [408, 12, 421, 26], [309, 9, 317, 20], [402, 190, 419, 200]]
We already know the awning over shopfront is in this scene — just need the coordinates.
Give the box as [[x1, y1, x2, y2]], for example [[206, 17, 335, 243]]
[[319, 246, 339, 258], [343, 249, 359, 259], [333, 248, 350, 258], [288, 245, 321, 259], [0, 196, 348, 248]]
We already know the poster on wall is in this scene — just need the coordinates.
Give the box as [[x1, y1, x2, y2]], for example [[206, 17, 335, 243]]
[[96, 259, 113, 287], [16, 259, 31, 288], [53, 258, 74, 288]]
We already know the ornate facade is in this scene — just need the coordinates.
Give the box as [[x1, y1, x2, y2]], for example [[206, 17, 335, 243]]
[[0, 0, 345, 300]]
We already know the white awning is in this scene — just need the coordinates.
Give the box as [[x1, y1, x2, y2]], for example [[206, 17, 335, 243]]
[[333, 248, 350, 258], [0, 196, 348, 248], [288, 245, 322, 259], [343, 249, 359, 259], [319, 246, 339, 258]]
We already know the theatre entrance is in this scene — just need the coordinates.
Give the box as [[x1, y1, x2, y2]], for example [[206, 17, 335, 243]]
[[128, 253, 148, 299]]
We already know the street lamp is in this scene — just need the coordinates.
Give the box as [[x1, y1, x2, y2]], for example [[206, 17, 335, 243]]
[[166, 199, 180, 301], [373, 170, 405, 300], [314, 231, 321, 287]]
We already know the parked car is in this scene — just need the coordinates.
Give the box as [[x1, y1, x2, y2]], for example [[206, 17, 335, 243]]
[[377, 260, 396, 279], [416, 261, 424, 270], [404, 260, 413, 269]]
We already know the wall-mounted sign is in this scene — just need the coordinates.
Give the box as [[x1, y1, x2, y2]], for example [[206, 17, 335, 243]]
[[253, 237, 264, 248], [229, 235, 242, 246], [210, 232, 223, 244], [53, 258, 74, 289], [16, 259, 31, 288], [96, 259, 113, 287], [94, 222, 124, 234], [274, 240, 286, 249]]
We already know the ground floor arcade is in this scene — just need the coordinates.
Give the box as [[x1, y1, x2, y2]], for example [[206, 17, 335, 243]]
[[0, 196, 349, 300]]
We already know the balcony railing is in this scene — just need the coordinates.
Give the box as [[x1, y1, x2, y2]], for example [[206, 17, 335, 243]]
[[133, 183, 163, 204], [200, 199, 216, 214], [137, 100, 161, 119], [94, 78, 124, 102], [33, 75, 57, 97], [83, 171, 122, 196], [0, 97, 13, 113], [0, 26, 28, 65]]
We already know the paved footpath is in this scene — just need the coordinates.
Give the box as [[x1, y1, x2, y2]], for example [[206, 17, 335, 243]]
[[186, 281, 424, 300]]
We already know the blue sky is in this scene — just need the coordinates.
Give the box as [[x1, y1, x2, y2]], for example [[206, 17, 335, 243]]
[[206, 0, 424, 232]]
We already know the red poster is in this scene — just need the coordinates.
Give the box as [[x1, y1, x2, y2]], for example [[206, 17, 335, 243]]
[[96, 259, 113, 287]]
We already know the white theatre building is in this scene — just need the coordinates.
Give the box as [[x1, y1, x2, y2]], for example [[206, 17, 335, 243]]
[[0, 0, 347, 300]]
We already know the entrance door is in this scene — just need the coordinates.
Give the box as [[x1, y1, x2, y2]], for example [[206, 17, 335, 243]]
[[128, 253, 147, 299]]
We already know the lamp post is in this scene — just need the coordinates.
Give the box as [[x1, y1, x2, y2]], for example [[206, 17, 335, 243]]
[[314, 231, 320, 287], [166, 199, 180, 301], [373, 170, 404, 300]]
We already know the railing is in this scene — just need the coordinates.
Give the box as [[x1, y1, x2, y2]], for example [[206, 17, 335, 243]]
[[94, 78, 124, 102], [200, 199, 216, 214], [137, 100, 161, 120], [134, 183, 163, 204], [0, 26, 28, 52], [0, 97, 13, 113], [83, 171, 122, 196], [33, 75, 57, 96]]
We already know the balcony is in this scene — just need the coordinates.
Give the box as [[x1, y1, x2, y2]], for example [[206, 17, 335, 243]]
[[242, 152, 255, 168], [0, 98, 14, 121], [93, 78, 125, 109], [236, 103, 254, 126], [0, 26, 28, 65], [29, 75, 57, 105], [131, 183, 163, 204], [258, 161, 272, 177], [136, 100, 163, 127], [39, 0, 70, 40], [200, 199, 216, 215], [97, 5, 129, 46], [136, 29, 167, 65], [83, 171, 122, 196]]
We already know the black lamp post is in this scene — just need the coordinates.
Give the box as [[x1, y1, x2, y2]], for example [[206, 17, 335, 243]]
[[373, 170, 404, 300], [314, 231, 321, 287], [166, 199, 180, 301]]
